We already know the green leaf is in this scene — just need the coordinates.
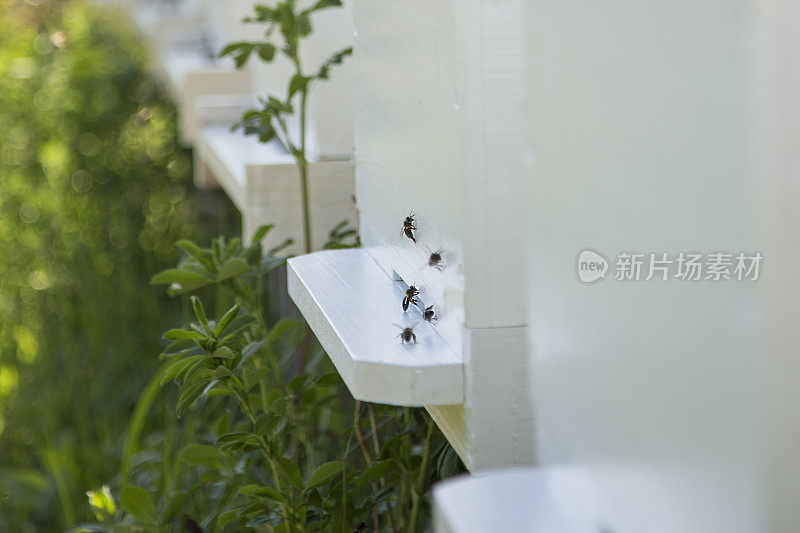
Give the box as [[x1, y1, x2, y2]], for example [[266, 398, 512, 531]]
[[160, 355, 207, 385], [216, 257, 251, 282], [180, 444, 225, 467], [357, 460, 391, 486], [121, 485, 157, 525], [218, 508, 243, 528], [175, 240, 214, 269], [257, 43, 276, 62], [190, 296, 212, 335], [304, 0, 342, 13], [212, 346, 236, 359], [306, 461, 344, 491], [150, 269, 213, 292], [162, 328, 203, 340], [214, 365, 236, 379], [214, 304, 240, 336], [250, 224, 274, 244], [239, 484, 286, 503], [219, 41, 256, 68], [288, 73, 311, 99], [274, 457, 303, 490]]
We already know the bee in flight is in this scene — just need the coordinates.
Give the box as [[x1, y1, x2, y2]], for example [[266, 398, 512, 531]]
[[403, 285, 421, 312], [402, 212, 416, 243], [427, 248, 445, 270], [395, 323, 418, 344], [423, 305, 436, 323]]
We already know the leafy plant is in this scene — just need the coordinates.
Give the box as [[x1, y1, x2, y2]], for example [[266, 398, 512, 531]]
[[0, 2, 217, 530], [220, 0, 352, 253], [82, 226, 463, 532]]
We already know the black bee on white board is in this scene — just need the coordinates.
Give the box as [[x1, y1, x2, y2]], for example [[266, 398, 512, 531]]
[[423, 305, 436, 323], [427, 248, 445, 271], [401, 212, 416, 243], [395, 323, 418, 344], [402, 285, 421, 312]]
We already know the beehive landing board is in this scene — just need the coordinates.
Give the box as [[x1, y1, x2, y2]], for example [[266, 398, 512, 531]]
[[287, 249, 464, 406]]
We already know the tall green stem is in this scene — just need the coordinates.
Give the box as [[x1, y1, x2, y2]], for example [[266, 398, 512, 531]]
[[408, 415, 435, 533], [298, 88, 312, 254]]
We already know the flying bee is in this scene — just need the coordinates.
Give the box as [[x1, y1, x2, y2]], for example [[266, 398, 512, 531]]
[[402, 285, 421, 312], [402, 212, 416, 243], [427, 248, 445, 270], [395, 323, 418, 344], [423, 305, 436, 323]]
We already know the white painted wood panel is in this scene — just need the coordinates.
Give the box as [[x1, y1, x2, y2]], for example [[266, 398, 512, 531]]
[[525, 0, 800, 531], [287, 0, 533, 470], [287, 249, 464, 406], [156, 47, 252, 145], [195, 125, 356, 253]]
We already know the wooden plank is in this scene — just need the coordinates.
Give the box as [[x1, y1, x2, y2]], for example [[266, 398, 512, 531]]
[[287, 249, 464, 406]]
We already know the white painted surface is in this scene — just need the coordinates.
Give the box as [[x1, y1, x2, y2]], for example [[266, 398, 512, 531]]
[[195, 125, 356, 253], [287, 249, 464, 406], [433, 469, 599, 533], [526, 0, 800, 532], [156, 47, 251, 145], [325, 0, 532, 470]]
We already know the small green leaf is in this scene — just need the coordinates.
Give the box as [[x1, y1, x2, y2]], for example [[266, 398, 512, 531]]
[[150, 269, 213, 292], [180, 444, 225, 467], [121, 485, 157, 525], [163, 328, 203, 340], [357, 460, 392, 486], [216, 258, 251, 281], [306, 461, 344, 491], [214, 304, 240, 336], [190, 296, 212, 335], [160, 355, 207, 385], [239, 485, 286, 503], [212, 346, 236, 359], [257, 43, 276, 62], [218, 508, 243, 528], [274, 457, 303, 490]]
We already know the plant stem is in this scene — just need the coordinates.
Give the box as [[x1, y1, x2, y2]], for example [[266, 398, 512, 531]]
[[408, 415, 435, 533], [298, 88, 312, 254], [353, 401, 380, 531]]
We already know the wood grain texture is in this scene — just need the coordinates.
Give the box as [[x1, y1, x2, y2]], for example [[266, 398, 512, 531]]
[[287, 249, 464, 406]]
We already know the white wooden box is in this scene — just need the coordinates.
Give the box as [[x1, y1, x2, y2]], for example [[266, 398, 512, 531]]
[[194, 125, 356, 254], [153, 46, 252, 146], [287, 0, 533, 471]]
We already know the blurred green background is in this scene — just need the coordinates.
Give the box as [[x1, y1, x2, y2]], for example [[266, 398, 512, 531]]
[[0, 1, 234, 529]]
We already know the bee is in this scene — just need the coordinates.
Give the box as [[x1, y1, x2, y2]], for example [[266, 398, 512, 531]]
[[395, 324, 418, 344], [402, 285, 421, 311], [427, 248, 445, 270], [423, 305, 436, 323], [401, 212, 416, 243]]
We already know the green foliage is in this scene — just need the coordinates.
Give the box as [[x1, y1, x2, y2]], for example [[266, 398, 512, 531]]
[[221, 0, 353, 253], [0, 1, 208, 530], [91, 226, 463, 532]]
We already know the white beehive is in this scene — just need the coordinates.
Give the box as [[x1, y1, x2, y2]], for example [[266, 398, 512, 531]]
[[189, 1, 357, 251], [436, 0, 800, 532], [287, 0, 534, 471]]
